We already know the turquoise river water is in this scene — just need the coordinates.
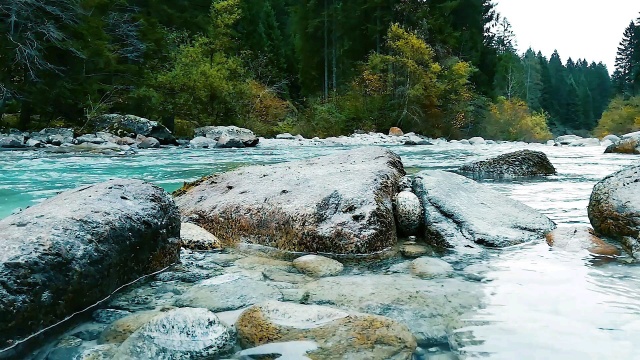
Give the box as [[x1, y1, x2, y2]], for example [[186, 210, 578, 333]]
[[1, 141, 639, 358]]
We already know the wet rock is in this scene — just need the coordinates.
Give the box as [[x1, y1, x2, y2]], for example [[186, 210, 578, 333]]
[[400, 244, 432, 258], [412, 170, 556, 249], [180, 222, 221, 250], [234, 256, 295, 272], [394, 190, 423, 235], [588, 165, 640, 255], [263, 268, 312, 284], [603, 134, 621, 143], [468, 137, 486, 145], [99, 310, 161, 344], [458, 150, 556, 179], [0, 135, 23, 148], [237, 301, 416, 360], [216, 132, 246, 148], [555, 134, 583, 145], [113, 307, 234, 359], [302, 275, 482, 347], [458, 139, 470, 145], [175, 274, 283, 312], [175, 147, 405, 254], [404, 134, 432, 146], [293, 255, 343, 277], [93, 309, 132, 324], [25, 138, 43, 147], [74, 345, 118, 360], [605, 137, 640, 154], [46, 336, 83, 360], [207, 253, 244, 267], [138, 136, 160, 149], [189, 136, 217, 149], [546, 227, 620, 256], [116, 136, 136, 146], [91, 114, 175, 144], [389, 127, 404, 136], [35, 128, 74, 145], [195, 126, 259, 147], [237, 341, 319, 359], [276, 133, 296, 140], [568, 138, 601, 147], [75, 134, 107, 145], [0, 179, 181, 345], [410, 257, 454, 279]]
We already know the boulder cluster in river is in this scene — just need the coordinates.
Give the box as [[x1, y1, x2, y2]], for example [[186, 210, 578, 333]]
[[0, 146, 636, 359]]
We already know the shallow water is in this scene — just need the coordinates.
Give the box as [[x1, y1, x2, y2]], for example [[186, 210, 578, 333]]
[[2, 141, 640, 358]]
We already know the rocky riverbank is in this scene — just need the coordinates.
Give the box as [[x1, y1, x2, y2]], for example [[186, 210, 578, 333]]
[[0, 145, 636, 360]]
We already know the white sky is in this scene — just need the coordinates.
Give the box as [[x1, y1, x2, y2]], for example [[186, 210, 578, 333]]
[[495, 0, 640, 73]]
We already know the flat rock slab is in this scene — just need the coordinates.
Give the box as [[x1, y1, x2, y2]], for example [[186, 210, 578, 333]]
[[175, 147, 405, 254], [0, 179, 180, 346], [293, 255, 344, 277], [589, 165, 640, 255], [236, 301, 416, 360], [413, 170, 556, 249]]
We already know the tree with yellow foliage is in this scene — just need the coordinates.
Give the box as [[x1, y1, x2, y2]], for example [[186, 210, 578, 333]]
[[482, 97, 553, 142], [594, 96, 640, 137]]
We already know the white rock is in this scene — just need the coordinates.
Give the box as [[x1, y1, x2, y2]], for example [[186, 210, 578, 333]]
[[469, 137, 486, 145], [410, 257, 454, 279], [394, 191, 423, 235], [180, 223, 221, 250]]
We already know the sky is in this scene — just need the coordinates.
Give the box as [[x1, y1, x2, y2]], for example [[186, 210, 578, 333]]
[[495, 0, 640, 73]]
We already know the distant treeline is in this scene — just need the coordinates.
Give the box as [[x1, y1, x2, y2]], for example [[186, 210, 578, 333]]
[[0, 0, 625, 140]]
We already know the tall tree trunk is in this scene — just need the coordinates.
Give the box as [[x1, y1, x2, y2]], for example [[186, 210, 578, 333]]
[[332, 0, 337, 92], [323, 0, 328, 100]]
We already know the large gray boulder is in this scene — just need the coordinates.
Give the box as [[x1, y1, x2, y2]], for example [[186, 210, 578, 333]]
[[588, 165, 640, 255], [413, 170, 556, 249], [194, 126, 259, 147], [0, 179, 181, 346], [458, 150, 556, 179], [91, 114, 175, 145], [175, 147, 405, 254], [29, 128, 74, 145]]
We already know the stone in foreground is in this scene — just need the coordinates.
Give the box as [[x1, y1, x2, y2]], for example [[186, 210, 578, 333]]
[[588, 165, 640, 255], [0, 179, 180, 346], [413, 170, 556, 249], [113, 307, 234, 359], [180, 222, 221, 250], [293, 255, 343, 277], [458, 150, 556, 179], [175, 147, 405, 254], [394, 190, 423, 235], [546, 227, 620, 256], [236, 301, 416, 360]]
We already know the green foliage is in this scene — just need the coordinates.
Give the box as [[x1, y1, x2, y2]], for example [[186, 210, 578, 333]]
[[481, 97, 553, 142], [594, 96, 640, 137]]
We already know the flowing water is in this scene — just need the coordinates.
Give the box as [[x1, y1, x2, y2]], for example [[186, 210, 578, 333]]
[[1, 141, 639, 358]]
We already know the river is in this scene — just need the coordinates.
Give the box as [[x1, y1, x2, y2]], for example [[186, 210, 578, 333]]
[[1, 141, 639, 358]]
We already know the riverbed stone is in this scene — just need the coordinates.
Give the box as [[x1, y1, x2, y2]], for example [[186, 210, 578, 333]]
[[293, 255, 344, 277], [410, 257, 454, 279], [588, 165, 640, 255], [394, 190, 423, 235], [175, 274, 283, 312], [99, 310, 162, 344], [216, 132, 246, 148], [180, 222, 221, 250], [195, 125, 259, 147], [413, 170, 556, 249], [113, 307, 234, 359], [400, 244, 432, 258], [458, 150, 556, 179], [0, 135, 23, 148], [605, 137, 640, 154], [236, 301, 417, 360], [189, 136, 217, 149], [302, 274, 482, 347], [469, 137, 486, 145], [0, 179, 181, 346], [175, 147, 405, 254], [138, 136, 161, 149], [546, 226, 620, 256], [389, 127, 404, 136]]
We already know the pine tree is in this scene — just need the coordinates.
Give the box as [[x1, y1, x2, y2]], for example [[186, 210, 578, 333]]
[[613, 21, 639, 96]]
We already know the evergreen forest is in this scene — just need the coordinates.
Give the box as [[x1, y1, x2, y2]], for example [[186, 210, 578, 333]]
[[0, 0, 638, 140]]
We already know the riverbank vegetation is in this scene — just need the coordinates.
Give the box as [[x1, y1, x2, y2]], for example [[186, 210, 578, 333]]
[[595, 18, 640, 137], [0, 0, 622, 141]]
